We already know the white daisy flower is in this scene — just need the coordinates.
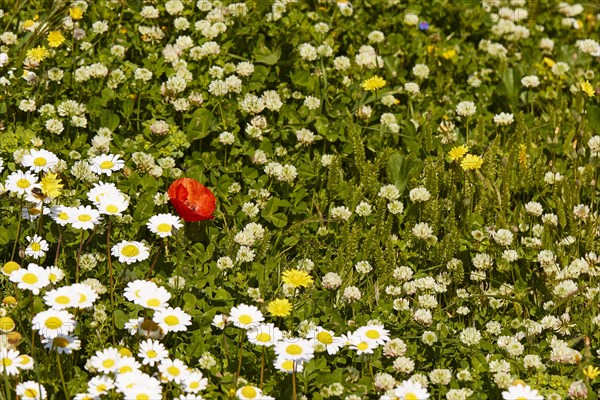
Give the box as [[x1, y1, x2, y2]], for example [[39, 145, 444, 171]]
[[22, 149, 59, 173], [236, 385, 264, 400], [274, 338, 315, 362], [138, 338, 168, 367], [90, 154, 125, 176], [47, 266, 65, 284], [87, 181, 121, 204], [16, 354, 34, 370], [229, 304, 264, 329], [97, 193, 129, 216], [71, 283, 99, 308], [51, 205, 75, 226], [115, 356, 141, 375], [274, 356, 304, 374], [153, 307, 192, 333], [146, 213, 183, 238], [158, 358, 189, 384], [135, 285, 172, 310], [16, 381, 47, 400], [502, 383, 543, 400], [124, 280, 159, 303], [43, 287, 77, 309], [69, 205, 101, 230], [348, 334, 378, 355], [25, 234, 49, 259], [0, 348, 21, 375], [31, 309, 76, 339], [394, 380, 430, 399], [5, 170, 38, 195], [355, 324, 390, 345], [306, 326, 342, 355], [247, 323, 283, 347], [9, 263, 50, 295], [89, 347, 121, 374], [87, 375, 115, 397], [181, 370, 208, 393], [111, 241, 150, 264], [41, 334, 81, 354]]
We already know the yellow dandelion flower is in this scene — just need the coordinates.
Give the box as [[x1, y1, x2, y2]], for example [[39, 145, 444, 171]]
[[448, 145, 469, 161], [47, 31, 65, 48], [584, 365, 600, 380], [40, 173, 63, 199], [460, 154, 483, 170], [282, 269, 313, 289], [267, 299, 292, 317], [69, 6, 84, 20], [580, 81, 595, 97], [442, 49, 456, 59], [362, 76, 386, 91], [26, 46, 50, 62]]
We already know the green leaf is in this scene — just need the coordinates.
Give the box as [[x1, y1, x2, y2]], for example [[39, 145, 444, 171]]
[[186, 108, 215, 141], [122, 98, 134, 118], [113, 310, 128, 329], [588, 105, 600, 134], [262, 212, 288, 228]]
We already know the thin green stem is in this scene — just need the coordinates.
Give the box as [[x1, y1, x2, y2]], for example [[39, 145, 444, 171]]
[[56, 352, 69, 398]]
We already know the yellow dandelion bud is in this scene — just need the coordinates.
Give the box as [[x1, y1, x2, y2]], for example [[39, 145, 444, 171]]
[[460, 154, 483, 170]]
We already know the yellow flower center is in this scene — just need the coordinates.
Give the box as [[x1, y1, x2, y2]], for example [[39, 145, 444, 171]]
[[281, 360, 294, 371], [190, 382, 199, 389], [102, 359, 115, 368], [79, 294, 88, 303], [106, 204, 119, 213], [16, 179, 31, 189], [286, 344, 302, 355], [255, 333, 271, 343], [54, 337, 69, 348], [30, 242, 41, 252], [146, 350, 157, 358], [147, 298, 160, 308], [157, 223, 171, 232], [24, 389, 38, 398], [1, 357, 12, 367], [357, 342, 369, 351], [164, 315, 179, 326], [406, 394, 418, 400], [238, 314, 253, 325], [22, 272, 38, 284], [120, 366, 133, 373], [365, 329, 380, 339], [100, 160, 114, 170], [55, 295, 70, 304], [167, 366, 180, 376], [121, 244, 140, 257], [240, 386, 257, 398], [316, 331, 333, 345], [96, 384, 107, 393], [58, 211, 69, 221], [45, 316, 63, 329], [78, 214, 92, 222], [136, 395, 150, 400], [18, 356, 31, 365], [33, 157, 47, 167]]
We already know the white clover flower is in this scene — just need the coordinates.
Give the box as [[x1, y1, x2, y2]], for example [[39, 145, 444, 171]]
[[456, 101, 476, 117]]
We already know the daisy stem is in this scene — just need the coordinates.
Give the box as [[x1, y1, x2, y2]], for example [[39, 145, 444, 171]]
[[29, 292, 35, 353], [106, 220, 115, 345], [10, 200, 23, 261], [260, 346, 265, 389], [145, 242, 163, 279], [54, 227, 63, 266], [235, 330, 244, 384], [292, 362, 297, 400], [56, 352, 69, 398], [75, 230, 84, 283]]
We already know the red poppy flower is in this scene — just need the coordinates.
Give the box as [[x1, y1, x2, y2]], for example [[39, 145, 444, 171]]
[[167, 178, 216, 222]]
